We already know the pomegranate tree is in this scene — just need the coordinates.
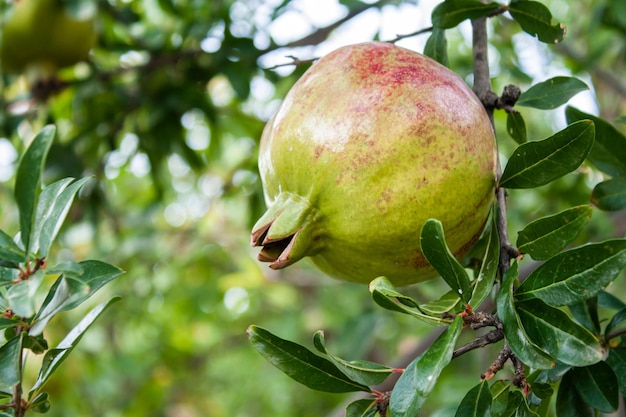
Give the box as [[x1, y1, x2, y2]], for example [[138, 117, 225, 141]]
[[251, 42, 497, 286]]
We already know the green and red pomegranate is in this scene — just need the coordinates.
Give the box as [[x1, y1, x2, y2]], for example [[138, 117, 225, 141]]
[[251, 41, 497, 286]]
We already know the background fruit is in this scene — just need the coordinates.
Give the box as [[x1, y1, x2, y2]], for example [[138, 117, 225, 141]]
[[1, 0, 96, 76], [251, 41, 497, 286]]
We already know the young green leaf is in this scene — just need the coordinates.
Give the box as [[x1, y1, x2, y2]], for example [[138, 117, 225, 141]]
[[369, 277, 451, 326], [499, 120, 594, 189], [0, 229, 26, 264], [423, 27, 448, 66], [247, 325, 370, 393], [516, 77, 588, 110], [489, 380, 511, 417], [605, 348, 626, 395], [496, 262, 555, 370], [431, 0, 501, 29], [455, 379, 492, 417], [346, 398, 377, 417], [591, 177, 626, 211], [29, 297, 120, 398], [556, 371, 594, 417], [569, 362, 619, 413], [508, 0, 566, 44], [568, 297, 601, 334], [389, 316, 463, 417], [29, 392, 51, 413], [516, 205, 592, 260], [420, 289, 464, 316], [7, 270, 45, 318], [516, 298, 604, 367], [469, 210, 499, 309], [420, 219, 471, 303], [515, 239, 626, 306], [313, 331, 393, 386], [507, 112, 527, 144], [15, 125, 56, 254], [32, 177, 93, 257], [566, 106, 626, 177], [30, 260, 124, 336], [0, 333, 23, 387], [604, 308, 626, 339]]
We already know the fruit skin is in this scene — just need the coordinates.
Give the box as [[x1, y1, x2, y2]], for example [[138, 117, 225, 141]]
[[1, 0, 96, 76], [251, 42, 497, 286]]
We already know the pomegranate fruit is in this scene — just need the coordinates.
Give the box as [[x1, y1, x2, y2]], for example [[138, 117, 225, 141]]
[[251, 42, 496, 286]]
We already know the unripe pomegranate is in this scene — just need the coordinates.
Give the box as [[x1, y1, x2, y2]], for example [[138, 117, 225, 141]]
[[251, 42, 496, 286], [1, 0, 97, 76]]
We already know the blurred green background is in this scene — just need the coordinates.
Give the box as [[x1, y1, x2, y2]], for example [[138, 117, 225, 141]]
[[1, 0, 625, 415]]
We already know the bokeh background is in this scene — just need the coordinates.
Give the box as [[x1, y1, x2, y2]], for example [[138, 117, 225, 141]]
[[1, 0, 625, 415]]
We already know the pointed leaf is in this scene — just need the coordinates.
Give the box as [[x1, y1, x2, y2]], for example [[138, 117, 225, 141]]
[[516, 239, 626, 306], [469, 210, 499, 308], [369, 277, 451, 326], [423, 27, 448, 66], [556, 371, 594, 417], [455, 379, 492, 417], [31, 260, 125, 336], [605, 308, 626, 339], [29, 297, 121, 397], [517, 77, 588, 110], [605, 348, 626, 395], [420, 289, 464, 316], [45, 261, 85, 279], [490, 380, 511, 417], [7, 270, 45, 318], [516, 205, 592, 260], [516, 298, 604, 366], [15, 125, 56, 253], [496, 261, 555, 370], [591, 177, 626, 211], [346, 399, 377, 417], [508, 0, 566, 44], [29, 392, 51, 413], [565, 106, 626, 177], [499, 120, 594, 189], [568, 297, 600, 334], [0, 229, 26, 264], [389, 316, 463, 417], [507, 112, 527, 144], [28, 178, 74, 256], [313, 331, 393, 386], [34, 177, 93, 257], [431, 0, 501, 29], [247, 326, 370, 393], [421, 219, 471, 303], [0, 333, 23, 387], [569, 361, 619, 412]]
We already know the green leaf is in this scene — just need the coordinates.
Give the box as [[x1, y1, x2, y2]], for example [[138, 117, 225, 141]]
[[45, 261, 85, 279], [420, 219, 471, 303], [15, 125, 56, 254], [515, 239, 626, 306], [568, 297, 600, 334], [389, 316, 463, 417], [517, 77, 588, 110], [508, 0, 566, 44], [605, 308, 626, 339], [496, 261, 555, 370], [0, 229, 26, 264], [247, 325, 370, 393], [7, 270, 45, 318], [516, 205, 592, 260], [369, 277, 451, 326], [0, 333, 23, 387], [420, 289, 464, 316], [569, 362, 619, 413], [598, 290, 626, 310], [313, 331, 393, 386], [431, 0, 501, 29], [455, 379, 492, 417], [490, 380, 511, 417], [516, 298, 604, 367], [423, 27, 448, 66], [605, 348, 626, 395], [556, 371, 594, 417], [29, 297, 121, 398], [30, 260, 125, 336], [346, 399, 377, 417], [507, 112, 527, 144], [32, 177, 93, 257], [591, 177, 626, 211], [499, 120, 594, 189], [565, 106, 626, 177], [29, 391, 51, 413], [469, 210, 499, 309]]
